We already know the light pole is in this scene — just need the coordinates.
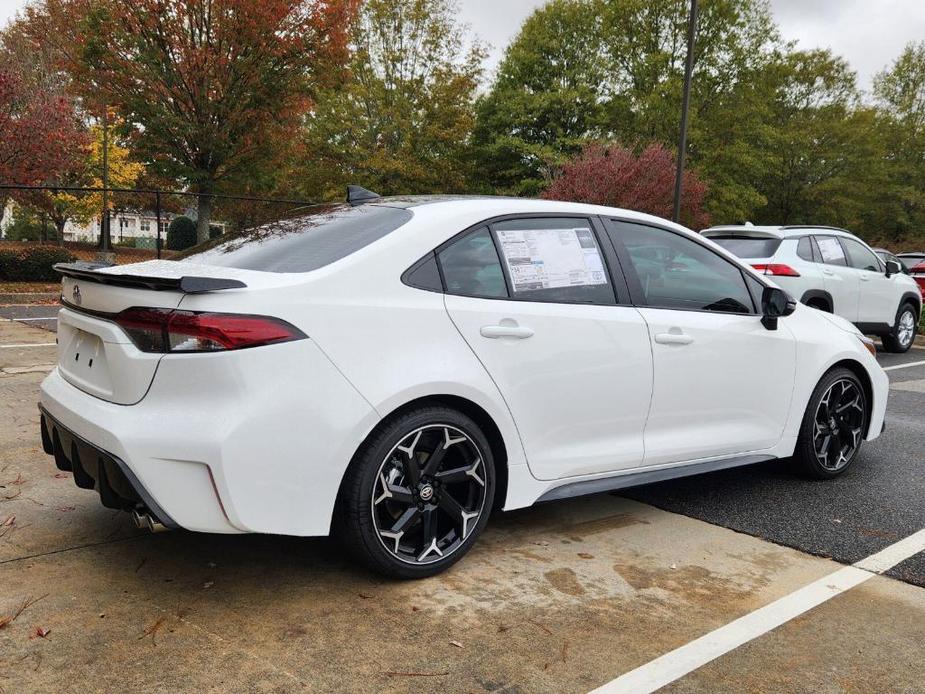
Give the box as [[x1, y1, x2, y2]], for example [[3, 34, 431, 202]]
[[672, 0, 698, 224]]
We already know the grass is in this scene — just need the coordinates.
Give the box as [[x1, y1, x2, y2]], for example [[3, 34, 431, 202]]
[[0, 240, 175, 264], [0, 282, 59, 293]]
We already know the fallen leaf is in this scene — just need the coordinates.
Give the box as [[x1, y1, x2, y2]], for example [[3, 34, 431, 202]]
[[55, 506, 75, 513], [450, 640, 463, 648], [202, 582, 213, 589], [139, 617, 167, 645], [53, 472, 70, 479], [577, 552, 594, 559], [2, 515, 14, 526], [30, 626, 50, 639], [358, 592, 373, 599]]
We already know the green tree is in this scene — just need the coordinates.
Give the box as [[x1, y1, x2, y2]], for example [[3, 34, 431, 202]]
[[299, 0, 485, 200], [873, 42, 925, 243], [166, 215, 197, 251], [472, 0, 606, 196], [473, 0, 783, 212]]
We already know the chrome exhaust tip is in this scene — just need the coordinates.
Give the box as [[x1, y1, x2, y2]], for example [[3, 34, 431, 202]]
[[132, 508, 169, 533]]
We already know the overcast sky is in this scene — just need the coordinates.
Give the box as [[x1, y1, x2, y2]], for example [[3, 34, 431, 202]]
[[1, 0, 923, 92]]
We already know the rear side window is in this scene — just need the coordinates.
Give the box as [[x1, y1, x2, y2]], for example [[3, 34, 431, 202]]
[[492, 217, 615, 304], [615, 222, 755, 314], [709, 236, 782, 259], [438, 227, 508, 298], [841, 238, 882, 271], [797, 237, 815, 261], [815, 236, 848, 266], [178, 204, 413, 273]]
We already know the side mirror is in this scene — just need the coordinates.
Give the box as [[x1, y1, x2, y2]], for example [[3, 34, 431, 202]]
[[885, 260, 902, 278], [761, 286, 797, 330]]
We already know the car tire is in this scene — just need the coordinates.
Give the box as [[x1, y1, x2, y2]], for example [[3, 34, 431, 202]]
[[792, 367, 868, 479], [881, 302, 918, 354], [334, 406, 496, 579]]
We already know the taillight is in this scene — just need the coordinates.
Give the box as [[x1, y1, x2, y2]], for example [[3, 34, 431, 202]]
[[114, 308, 306, 353], [751, 263, 801, 277]]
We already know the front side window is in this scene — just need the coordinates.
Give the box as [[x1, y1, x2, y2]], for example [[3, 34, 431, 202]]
[[815, 236, 848, 266], [437, 227, 508, 299], [492, 217, 615, 304], [615, 222, 755, 314], [841, 238, 882, 272]]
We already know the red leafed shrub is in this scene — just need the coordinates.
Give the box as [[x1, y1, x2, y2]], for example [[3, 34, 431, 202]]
[[542, 143, 710, 229]]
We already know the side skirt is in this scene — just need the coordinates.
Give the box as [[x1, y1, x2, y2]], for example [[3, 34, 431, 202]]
[[536, 454, 777, 504]]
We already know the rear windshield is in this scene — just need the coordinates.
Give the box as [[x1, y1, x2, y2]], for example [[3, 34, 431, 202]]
[[178, 204, 413, 273], [708, 236, 782, 259]]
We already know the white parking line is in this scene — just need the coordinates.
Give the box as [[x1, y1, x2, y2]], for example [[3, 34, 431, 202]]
[[590, 529, 925, 694], [883, 360, 925, 372], [0, 343, 57, 349], [6, 316, 58, 322]]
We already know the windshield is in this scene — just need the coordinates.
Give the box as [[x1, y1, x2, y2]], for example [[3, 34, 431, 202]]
[[708, 236, 782, 259], [178, 204, 413, 273]]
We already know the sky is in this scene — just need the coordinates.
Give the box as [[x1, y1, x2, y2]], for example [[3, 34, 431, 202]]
[[1, 0, 923, 92]]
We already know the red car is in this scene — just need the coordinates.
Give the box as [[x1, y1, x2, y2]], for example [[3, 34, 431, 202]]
[[897, 252, 925, 295]]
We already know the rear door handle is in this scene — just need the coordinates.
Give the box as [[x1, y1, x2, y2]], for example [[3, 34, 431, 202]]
[[822, 269, 835, 277], [480, 325, 534, 339], [654, 332, 694, 345]]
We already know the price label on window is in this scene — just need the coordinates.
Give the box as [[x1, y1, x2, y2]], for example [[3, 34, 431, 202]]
[[496, 228, 607, 293]]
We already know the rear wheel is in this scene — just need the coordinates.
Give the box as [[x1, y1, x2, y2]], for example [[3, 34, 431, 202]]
[[335, 406, 495, 578], [793, 368, 868, 479], [881, 302, 918, 353]]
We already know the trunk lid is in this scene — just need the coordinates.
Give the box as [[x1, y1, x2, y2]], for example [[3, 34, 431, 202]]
[[55, 260, 267, 405]]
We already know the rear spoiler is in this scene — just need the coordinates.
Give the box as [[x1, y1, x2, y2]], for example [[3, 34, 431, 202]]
[[53, 262, 247, 294]]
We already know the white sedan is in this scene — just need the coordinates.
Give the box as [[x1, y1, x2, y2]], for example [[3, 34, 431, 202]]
[[40, 192, 888, 577]]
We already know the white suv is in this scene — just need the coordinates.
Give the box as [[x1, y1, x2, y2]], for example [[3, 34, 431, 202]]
[[702, 225, 922, 352]]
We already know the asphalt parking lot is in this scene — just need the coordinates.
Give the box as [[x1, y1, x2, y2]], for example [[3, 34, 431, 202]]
[[1, 314, 923, 692]]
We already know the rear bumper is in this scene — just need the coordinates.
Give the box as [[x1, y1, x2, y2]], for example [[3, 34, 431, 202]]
[[39, 405, 178, 528], [39, 337, 379, 536]]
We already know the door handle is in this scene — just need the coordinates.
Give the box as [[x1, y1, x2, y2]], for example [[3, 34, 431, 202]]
[[654, 332, 694, 345], [480, 324, 534, 339], [859, 273, 870, 281], [822, 269, 835, 277]]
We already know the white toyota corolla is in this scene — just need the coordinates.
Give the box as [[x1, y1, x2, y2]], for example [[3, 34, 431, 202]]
[[40, 191, 889, 577]]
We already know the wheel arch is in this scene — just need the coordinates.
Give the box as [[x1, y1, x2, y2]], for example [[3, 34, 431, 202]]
[[339, 394, 511, 512], [801, 289, 834, 312], [828, 358, 876, 439], [899, 291, 921, 318]]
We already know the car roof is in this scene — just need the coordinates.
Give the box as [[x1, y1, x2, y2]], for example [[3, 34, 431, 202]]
[[701, 224, 856, 240], [368, 195, 695, 234]]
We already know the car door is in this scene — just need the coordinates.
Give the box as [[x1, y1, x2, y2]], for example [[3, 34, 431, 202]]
[[603, 219, 797, 467], [840, 237, 896, 328], [440, 217, 653, 481], [814, 235, 859, 321]]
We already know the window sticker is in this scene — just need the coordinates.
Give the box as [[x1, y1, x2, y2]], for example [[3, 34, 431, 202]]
[[496, 227, 607, 292], [816, 237, 845, 263]]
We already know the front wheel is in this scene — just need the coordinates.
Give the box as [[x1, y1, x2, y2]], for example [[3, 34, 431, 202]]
[[335, 406, 495, 578], [793, 368, 869, 479], [881, 302, 918, 353]]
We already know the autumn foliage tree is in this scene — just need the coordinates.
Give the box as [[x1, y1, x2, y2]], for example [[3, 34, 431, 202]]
[[542, 143, 711, 229], [45, 0, 357, 243]]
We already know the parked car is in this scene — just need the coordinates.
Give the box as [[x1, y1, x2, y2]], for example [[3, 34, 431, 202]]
[[40, 194, 888, 578], [874, 248, 911, 275], [897, 253, 925, 295], [897, 251, 925, 271], [702, 225, 922, 353]]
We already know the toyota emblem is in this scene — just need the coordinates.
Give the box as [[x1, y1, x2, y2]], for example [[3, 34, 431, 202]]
[[72, 283, 82, 305]]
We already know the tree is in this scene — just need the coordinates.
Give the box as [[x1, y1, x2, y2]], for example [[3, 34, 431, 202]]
[[12, 117, 143, 241], [473, 0, 783, 212], [298, 0, 485, 200], [46, 0, 357, 243], [0, 7, 88, 226], [542, 143, 710, 228], [166, 215, 197, 250], [472, 0, 607, 196], [873, 42, 925, 243]]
